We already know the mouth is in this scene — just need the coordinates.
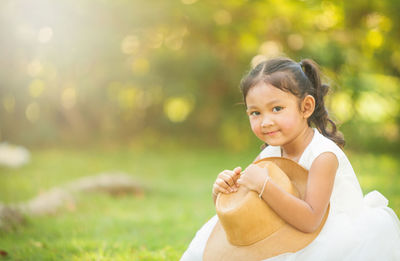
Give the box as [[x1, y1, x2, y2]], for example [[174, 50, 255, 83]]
[[264, 130, 279, 136]]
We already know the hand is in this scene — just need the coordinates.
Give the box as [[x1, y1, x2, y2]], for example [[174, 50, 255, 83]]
[[212, 167, 242, 197], [237, 164, 268, 194]]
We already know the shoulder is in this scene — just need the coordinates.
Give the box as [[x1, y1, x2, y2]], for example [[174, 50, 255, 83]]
[[310, 151, 339, 175], [300, 129, 345, 170], [313, 129, 344, 158]]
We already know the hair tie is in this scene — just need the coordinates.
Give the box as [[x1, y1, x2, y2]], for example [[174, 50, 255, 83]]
[[298, 61, 307, 77]]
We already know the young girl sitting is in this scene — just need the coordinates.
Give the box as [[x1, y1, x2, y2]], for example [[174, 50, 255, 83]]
[[181, 57, 400, 260]]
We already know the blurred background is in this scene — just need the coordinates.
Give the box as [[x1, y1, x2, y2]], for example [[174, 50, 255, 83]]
[[1, 0, 399, 152], [0, 0, 399, 259]]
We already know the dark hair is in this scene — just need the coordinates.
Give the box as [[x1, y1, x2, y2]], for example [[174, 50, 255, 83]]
[[240, 57, 345, 148]]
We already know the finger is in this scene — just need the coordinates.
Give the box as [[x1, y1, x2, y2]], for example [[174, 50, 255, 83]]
[[221, 173, 235, 187], [233, 166, 242, 174], [214, 183, 230, 194], [218, 177, 237, 192], [212, 184, 222, 195], [216, 170, 229, 180], [222, 170, 238, 185], [227, 173, 240, 191], [218, 170, 232, 181], [233, 167, 242, 177], [216, 178, 231, 191], [212, 183, 220, 193], [222, 170, 234, 176], [212, 189, 219, 197], [233, 169, 242, 187], [220, 170, 230, 176]]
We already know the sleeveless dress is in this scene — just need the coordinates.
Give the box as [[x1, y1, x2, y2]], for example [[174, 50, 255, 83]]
[[181, 129, 400, 260]]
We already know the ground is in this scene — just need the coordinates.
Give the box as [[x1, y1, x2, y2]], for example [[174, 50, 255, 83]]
[[0, 147, 399, 260]]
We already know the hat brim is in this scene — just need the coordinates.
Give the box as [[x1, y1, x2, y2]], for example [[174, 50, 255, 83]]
[[203, 157, 330, 261]]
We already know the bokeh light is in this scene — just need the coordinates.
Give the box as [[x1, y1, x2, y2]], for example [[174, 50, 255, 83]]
[[329, 92, 354, 123], [61, 87, 77, 110], [29, 79, 45, 98], [1, 1, 400, 259], [27, 60, 43, 77], [131, 58, 150, 75], [2, 94, 15, 113], [0, 0, 398, 152], [287, 34, 304, 51], [121, 35, 140, 55], [37, 27, 53, 43], [258, 41, 283, 58], [163, 96, 194, 123], [181, 0, 198, 5], [214, 10, 232, 26], [25, 102, 40, 123], [356, 92, 396, 123]]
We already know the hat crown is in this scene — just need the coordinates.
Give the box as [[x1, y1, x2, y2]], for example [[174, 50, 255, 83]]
[[216, 161, 299, 246], [205, 158, 329, 261]]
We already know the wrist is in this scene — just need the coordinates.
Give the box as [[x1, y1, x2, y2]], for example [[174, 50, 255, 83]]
[[258, 173, 270, 199]]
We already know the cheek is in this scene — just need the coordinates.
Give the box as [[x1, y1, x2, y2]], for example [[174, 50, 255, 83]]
[[249, 119, 260, 134], [279, 113, 303, 130]]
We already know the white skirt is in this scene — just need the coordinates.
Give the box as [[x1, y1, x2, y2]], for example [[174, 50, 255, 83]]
[[181, 191, 400, 261]]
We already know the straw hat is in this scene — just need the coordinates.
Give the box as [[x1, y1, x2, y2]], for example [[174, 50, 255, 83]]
[[203, 157, 329, 261]]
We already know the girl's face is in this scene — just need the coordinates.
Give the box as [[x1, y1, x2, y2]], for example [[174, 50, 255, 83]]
[[245, 82, 310, 147]]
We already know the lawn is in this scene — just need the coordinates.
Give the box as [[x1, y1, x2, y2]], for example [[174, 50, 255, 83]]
[[0, 146, 399, 260]]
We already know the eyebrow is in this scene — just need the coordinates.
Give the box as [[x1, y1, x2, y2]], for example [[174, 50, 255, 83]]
[[246, 99, 281, 110]]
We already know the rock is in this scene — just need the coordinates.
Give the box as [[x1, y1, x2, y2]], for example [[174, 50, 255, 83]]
[[0, 204, 25, 232], [1, 172, 145, 231], [0, 142, 30, 168], [20, 187, 75, 216], [66, 172, 144, 196]]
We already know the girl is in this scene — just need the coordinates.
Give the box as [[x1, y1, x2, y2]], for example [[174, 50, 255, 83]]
[[181, 57, 400, 260]]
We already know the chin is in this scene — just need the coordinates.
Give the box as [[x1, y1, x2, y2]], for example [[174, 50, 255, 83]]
[[266, 142, 281, 147], [263, 138, 284, 147]]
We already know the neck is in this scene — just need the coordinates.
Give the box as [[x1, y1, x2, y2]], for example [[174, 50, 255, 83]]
[[281, 127, 314, 162]]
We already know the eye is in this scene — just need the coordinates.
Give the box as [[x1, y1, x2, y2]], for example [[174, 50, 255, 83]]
[[272, 106, 283, 112], [249, 111, 260, 116]]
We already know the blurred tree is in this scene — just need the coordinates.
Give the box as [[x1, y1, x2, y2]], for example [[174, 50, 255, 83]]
[[0, 0, 399, 152]]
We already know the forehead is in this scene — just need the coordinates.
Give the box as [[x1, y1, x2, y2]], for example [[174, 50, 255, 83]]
[[246, 83, 298, 106]]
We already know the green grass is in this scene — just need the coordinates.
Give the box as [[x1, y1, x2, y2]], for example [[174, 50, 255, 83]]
[[0, 146, 399, 260]]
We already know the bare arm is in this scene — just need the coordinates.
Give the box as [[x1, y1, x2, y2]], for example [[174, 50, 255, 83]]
[[263, 152, 337, 232], [239, 152, 338, 233]]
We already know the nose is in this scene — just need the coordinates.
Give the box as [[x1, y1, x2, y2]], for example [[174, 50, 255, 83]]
[[261, 116, 273, 128]]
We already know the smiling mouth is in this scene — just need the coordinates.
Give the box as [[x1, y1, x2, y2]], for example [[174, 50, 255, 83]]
[[264, 130, 279, 135]]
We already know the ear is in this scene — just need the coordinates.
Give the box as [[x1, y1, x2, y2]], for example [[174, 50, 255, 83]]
[[301, 95, 315, 119]]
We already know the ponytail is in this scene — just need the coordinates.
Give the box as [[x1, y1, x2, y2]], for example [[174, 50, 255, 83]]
[[300, 59, 345, 148]]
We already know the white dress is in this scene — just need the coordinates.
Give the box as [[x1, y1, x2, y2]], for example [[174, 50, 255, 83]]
[[181, 129, 400, 261]]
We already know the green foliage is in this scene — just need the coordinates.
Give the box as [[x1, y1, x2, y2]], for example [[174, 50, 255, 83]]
[[0, 147, 399, 259], [0, 0, 399, 151]]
